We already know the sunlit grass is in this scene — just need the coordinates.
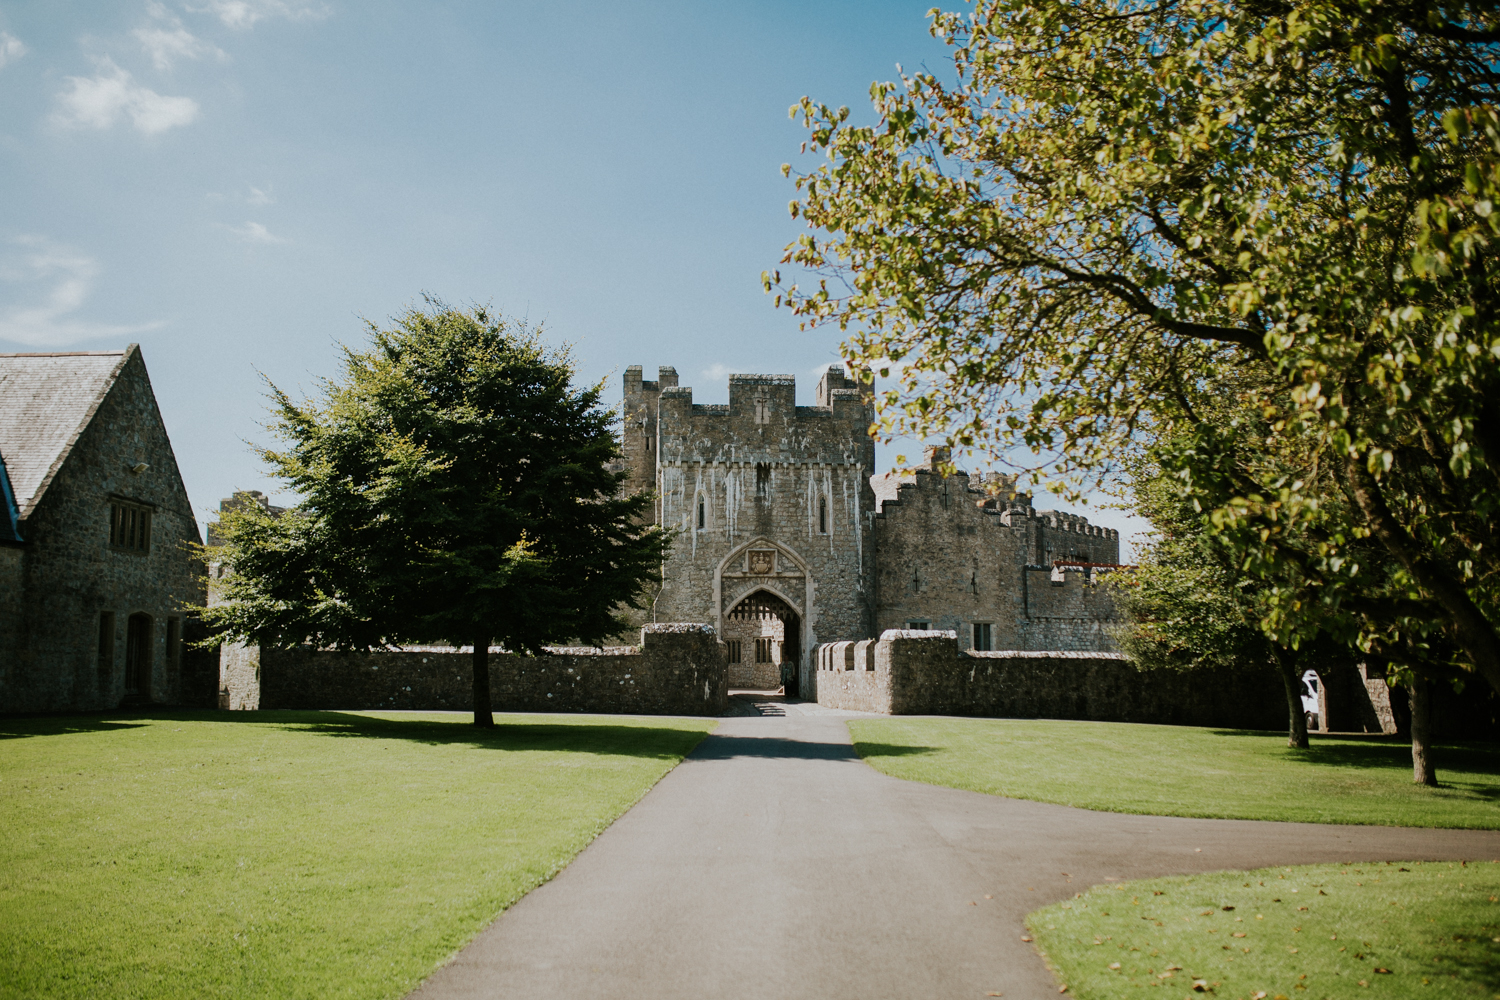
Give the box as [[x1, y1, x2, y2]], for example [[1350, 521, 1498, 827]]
[[848, 717, 1500, 827], [1028, 861, 1500, 999], [0, 710, 712, 1000]]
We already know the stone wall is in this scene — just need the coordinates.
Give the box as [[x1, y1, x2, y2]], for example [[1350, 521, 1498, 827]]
[[641, 366, 876, 696], [221, 623, 728, 716], [815, 632, 1285, 729], [721, 613, 782, 689], [220, 640, 261, 710], [619, 366, 1124, 693], [0, 347, 206, 712], [870, 469, 1120, 653]]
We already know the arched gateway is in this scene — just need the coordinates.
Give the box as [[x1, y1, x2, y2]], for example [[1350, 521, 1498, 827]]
[[722, 590, 802, 695]]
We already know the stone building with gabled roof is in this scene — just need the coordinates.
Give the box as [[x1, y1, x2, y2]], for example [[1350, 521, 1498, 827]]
[[0, 345, 206, 711]]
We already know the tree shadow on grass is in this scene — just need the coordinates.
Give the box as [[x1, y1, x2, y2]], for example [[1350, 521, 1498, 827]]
[[0, 709, 712, 760], [0, 718, 149, 740], [1435, 933, 1500, 996], [847, 741, 940, 760], [251, 710, 713, 760], [1210, 730, 1500, 773]]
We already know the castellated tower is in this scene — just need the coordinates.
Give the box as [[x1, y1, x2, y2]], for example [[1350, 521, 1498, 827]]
[[621, 364, 1121, 693], [623, 364, 875, 692]]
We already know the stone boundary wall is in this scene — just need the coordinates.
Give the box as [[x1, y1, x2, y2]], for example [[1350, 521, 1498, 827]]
[[219, 623, 728, 716], [815, 631, 1284, 729]]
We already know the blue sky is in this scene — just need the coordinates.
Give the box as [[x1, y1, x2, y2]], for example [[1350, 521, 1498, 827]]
[[0, 0, 1146, 552]]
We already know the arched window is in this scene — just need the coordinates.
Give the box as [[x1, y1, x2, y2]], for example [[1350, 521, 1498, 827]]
[[697, 496, 705, 530], [818, 495, 828, 534]]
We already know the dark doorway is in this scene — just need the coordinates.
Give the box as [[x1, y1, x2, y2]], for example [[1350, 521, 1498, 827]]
[[726, 590, 802, 698], [124, 613, 153, 697]]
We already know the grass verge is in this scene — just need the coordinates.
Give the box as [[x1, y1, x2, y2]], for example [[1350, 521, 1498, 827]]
[[1027, 861, 1500, 999], [847, 717, 1500, 828], [0, 709, 713, 1000]]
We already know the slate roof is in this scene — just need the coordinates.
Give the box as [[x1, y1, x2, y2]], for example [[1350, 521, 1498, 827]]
[[0, 348, 131, 520]]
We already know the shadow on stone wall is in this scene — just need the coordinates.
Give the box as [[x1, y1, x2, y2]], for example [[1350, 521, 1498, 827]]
[[221, 624, 728, 717]]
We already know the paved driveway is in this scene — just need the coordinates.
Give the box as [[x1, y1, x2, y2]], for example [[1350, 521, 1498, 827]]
[[410, 699, 1500, 1000]]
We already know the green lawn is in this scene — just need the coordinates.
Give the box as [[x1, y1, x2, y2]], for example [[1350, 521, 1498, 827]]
[[847, 718, 1500, 828], [0, 710, 713, 1000], [1027, 861, 1500, 999]]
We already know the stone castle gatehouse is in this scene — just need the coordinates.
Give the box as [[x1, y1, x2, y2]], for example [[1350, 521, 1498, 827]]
[[620, 365, 1121, 694]]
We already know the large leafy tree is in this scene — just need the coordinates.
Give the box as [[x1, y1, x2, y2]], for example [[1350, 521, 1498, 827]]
[[1113, 445, 1328, 749], [769, 0, 1500, 694], [205, 301, 664, 726]]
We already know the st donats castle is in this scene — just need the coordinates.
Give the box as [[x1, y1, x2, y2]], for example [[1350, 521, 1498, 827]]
[[617, 365, 1121, 696]]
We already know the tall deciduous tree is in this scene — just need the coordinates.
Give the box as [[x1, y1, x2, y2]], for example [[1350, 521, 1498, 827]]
[[204, 301, 665, 726], [769, 0, 1500, 695], [1113, 448, 1325, 749]]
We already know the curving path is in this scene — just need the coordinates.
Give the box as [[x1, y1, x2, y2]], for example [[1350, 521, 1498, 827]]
[[409, 697, 1500, 1000]]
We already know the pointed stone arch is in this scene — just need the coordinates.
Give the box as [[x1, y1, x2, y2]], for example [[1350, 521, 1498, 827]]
[[712, 537, 813, 693]]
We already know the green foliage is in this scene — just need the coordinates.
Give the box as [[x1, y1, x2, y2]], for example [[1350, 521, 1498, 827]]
[[1029, 862, 1500, 999], [770, 1, 1500, 690], [204, 301, 663, 652], [848, 717, 1500, 828], [0, 711, 713, 1000], [1111, 446, 1271, 674]]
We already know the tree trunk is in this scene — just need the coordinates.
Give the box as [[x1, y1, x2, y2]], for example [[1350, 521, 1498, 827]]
[[1346, 456, 1500, 698], [1272, 645, 1309, 749], [1409, 677, 1437, 786], [472, 639, 494, 728]]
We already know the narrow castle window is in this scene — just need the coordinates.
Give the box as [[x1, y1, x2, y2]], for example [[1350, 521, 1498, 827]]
[[110, 502, 151, 554], [726, 639, 742, 664], [973, 622, 992, 651], [755, 637, 773, 663], [818, 496, 828, 534], [907, 621, 929, 631], [697, 496, 705, 530]]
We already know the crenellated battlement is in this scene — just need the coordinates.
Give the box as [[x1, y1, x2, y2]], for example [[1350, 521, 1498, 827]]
[[652, 368, 875, 471], [618, 361, 1119, 690]]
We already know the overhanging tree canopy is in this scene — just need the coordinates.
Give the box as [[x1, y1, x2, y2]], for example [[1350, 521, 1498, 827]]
[[205, 301, 665, 726], [768, 0, 1500, 692]]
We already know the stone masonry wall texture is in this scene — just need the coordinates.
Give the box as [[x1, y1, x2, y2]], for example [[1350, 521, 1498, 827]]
[[621, 364, 1124, 697], [628, 366, 877, 695], [223, 624, 728, 716], [0, 347, 205, 712], [815, 632, 1285, 728]]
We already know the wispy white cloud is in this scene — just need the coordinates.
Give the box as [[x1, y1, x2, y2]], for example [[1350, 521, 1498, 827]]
[[135, 4, 228, 69], [0, 31, 25, 69], [228, 221, 286, 244], [703, 362, 733, 383], [0, 237, 162, 347], [189, 0, 329, 29], [53, 57, 199, 134], [205, 185, 277, 205]]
